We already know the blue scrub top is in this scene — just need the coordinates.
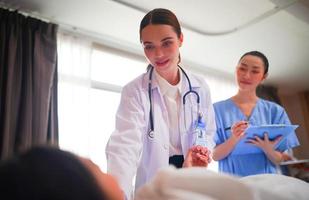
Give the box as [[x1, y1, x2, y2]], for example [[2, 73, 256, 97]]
[[214, 98, 299, 177]]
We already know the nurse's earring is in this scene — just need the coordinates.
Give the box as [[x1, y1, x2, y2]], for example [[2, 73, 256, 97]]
[[261, 73, 268, 82]]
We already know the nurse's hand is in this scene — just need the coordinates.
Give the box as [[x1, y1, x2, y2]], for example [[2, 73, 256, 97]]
[[230, 121, 248, 142], [247, 133, 284, 164], [247, 133, 282, 152], [183, 146, 211, 168]]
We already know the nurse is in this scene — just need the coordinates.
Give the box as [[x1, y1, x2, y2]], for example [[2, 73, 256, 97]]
[[212, 51, 299, 176], [105, 8, 216, 199]]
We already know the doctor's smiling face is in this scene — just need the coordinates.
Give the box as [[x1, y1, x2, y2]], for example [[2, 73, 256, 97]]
[[139, 8, 183, 83], [236, 54, 268, 92], [141, 24, 183, 74]]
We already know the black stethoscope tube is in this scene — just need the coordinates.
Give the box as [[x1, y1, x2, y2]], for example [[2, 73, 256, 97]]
[[148, 65, 200, 138]]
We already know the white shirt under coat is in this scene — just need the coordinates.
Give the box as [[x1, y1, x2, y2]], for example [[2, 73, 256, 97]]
[[154, 69, 182, 156]]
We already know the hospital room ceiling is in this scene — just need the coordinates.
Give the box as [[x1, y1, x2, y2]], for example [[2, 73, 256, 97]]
[[1, 0, 309, 94]]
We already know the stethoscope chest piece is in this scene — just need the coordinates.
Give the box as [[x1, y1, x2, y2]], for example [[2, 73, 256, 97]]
[[148, 130, 154, 139]]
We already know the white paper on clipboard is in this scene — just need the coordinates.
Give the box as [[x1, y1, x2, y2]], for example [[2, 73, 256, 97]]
[[231, 124, 299, 155]]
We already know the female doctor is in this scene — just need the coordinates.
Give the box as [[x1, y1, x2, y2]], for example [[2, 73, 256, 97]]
[[105, 8, 216, 200]]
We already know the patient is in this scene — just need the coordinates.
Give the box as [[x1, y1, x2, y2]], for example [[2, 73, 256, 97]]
[[0, 146, 122, 200]]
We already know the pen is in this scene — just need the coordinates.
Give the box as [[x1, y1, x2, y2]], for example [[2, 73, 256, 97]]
[[224, 127, 231, 131], [224, 121, 249, 131]]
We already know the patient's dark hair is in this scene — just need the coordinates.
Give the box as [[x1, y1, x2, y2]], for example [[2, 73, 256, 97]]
[[239, 51, 269, 75], [0, 146, 107, 200]]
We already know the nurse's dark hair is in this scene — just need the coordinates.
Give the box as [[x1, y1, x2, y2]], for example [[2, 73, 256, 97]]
[[0, 146, 108, 200], [239, 51, 269, 75]]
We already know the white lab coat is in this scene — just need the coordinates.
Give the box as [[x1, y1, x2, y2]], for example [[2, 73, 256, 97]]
[[105, 69, 216, 200]]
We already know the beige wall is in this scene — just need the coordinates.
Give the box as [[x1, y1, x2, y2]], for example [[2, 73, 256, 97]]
[[280, 92, 309, 159]]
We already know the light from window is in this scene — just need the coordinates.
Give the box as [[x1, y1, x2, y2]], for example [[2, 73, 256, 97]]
[[58, 41, 147, 172], [91, 49, 146, 87]]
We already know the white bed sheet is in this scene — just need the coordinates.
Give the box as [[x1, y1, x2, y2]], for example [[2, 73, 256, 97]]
[[135, 166, 309, 200]]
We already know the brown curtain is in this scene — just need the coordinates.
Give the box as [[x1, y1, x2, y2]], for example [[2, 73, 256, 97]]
[[0, 8, 58, 160]]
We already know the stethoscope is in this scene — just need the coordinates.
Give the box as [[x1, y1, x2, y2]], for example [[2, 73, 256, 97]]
[[148, 65, 200, 138]]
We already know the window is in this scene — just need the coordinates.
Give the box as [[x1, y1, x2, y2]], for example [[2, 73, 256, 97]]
[[58, 33, 146, 171], [91, 47, 146, 87]]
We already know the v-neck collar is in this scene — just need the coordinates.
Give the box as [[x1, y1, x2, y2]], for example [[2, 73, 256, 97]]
[[228, 98, 260, 121]]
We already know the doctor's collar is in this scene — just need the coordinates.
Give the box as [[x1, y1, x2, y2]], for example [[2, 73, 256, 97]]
[[154, 69, 182, 96]]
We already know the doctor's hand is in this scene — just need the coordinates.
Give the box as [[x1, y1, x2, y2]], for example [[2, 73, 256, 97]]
[[230, 121, 248, 142], [183, 146, 211, 168]]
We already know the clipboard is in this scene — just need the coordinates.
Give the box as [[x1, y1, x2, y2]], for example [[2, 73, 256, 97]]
[[231, 124, 298, 155], [280, 159, 309, 166]]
